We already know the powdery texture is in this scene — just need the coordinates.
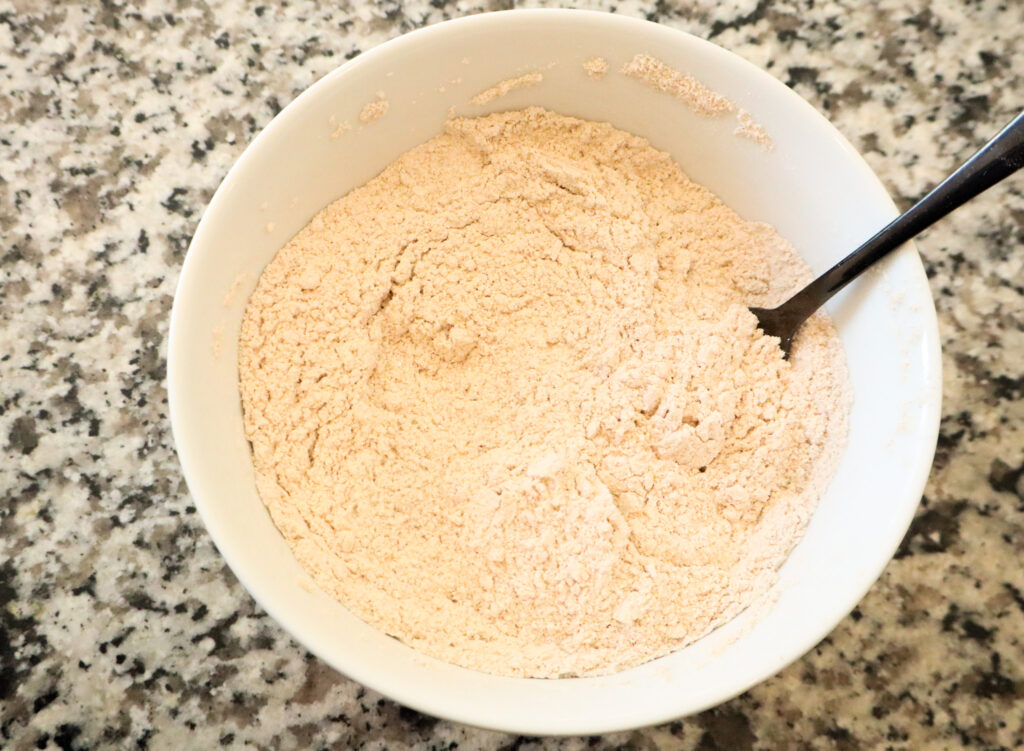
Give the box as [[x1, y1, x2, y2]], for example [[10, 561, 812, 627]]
[[623, 54, 773, 148], [359, 96, 388, 124], [736, 109, 774, 150], [239, 107, 850, 678], [583, 57, 609, 79], [470, 72, 543, 105], [622, 54, 735, 116], [330, 121, 351, 140]]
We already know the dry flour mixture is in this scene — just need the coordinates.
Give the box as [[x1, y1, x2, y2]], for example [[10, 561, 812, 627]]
[[238, 107, 850, 678]]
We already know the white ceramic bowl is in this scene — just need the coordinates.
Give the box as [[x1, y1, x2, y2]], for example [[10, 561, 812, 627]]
[[168, 9, 941, 735]]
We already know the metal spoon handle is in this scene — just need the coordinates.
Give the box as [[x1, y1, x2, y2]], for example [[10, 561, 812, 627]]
[[788, 109, 1024, 313]]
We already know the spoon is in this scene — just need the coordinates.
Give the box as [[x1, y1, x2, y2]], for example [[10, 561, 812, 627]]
[[751, 110, 1024, 357]]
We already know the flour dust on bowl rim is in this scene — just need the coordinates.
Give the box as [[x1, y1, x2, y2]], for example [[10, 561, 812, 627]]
[[167, 9, 941, 735]]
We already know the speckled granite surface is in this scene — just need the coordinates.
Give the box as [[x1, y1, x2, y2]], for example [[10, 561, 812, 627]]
[[2, 0, 1023, 748]]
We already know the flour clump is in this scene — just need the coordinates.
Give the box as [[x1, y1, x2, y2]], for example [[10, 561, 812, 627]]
[[238, 107, 849, 678]]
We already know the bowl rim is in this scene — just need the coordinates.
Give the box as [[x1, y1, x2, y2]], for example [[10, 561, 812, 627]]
[[168, 7, 942, 735]]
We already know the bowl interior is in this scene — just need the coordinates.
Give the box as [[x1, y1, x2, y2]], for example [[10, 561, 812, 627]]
[[168, 9, 940, 735]]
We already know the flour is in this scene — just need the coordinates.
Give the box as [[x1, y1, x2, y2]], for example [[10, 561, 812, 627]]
[[359, 94, 388, 124], [470, 72, 543, 104], [330, 121, 351, 140], [238, 107, 849, 678], [623, 53, 773, 149], [735, 109, 773, 150], [583, 57, 609, 79], [622, 54, 735, 116], [222, 272, 251, 308]]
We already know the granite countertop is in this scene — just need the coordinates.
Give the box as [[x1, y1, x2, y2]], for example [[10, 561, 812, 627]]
[[3, 0, 1023, 748]]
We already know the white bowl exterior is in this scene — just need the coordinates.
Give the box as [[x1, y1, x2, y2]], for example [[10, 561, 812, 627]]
[[168, 10, 941, 735]]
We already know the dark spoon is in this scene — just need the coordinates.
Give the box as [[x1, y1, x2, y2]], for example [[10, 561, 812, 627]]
[[751, 110, 1024, 357]]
